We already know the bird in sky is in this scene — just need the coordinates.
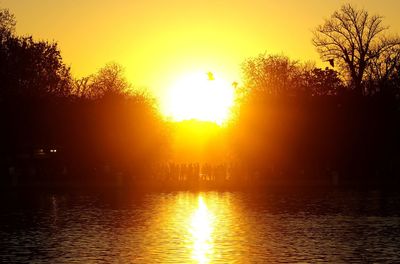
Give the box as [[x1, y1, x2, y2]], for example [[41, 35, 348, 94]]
[[326, 59, 334, 67], [207, 71, 215, 81]]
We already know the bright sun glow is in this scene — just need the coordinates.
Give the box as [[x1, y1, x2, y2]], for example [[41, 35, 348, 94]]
[[163, 71, 235, 125]]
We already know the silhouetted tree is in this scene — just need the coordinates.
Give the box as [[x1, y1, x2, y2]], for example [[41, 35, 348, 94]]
[[313, 4, 400, 95], [89, 63, 131, 98], [232, 50, 400, 186], [366, 45, 400, 95], [0, 8, 15, 41], [72, 76, 92, 99], [73, 63, 143, 100], [301, 67, 344, 96], [241, 53, 343, 97], [0, 36, 72, 99], [241, 53, 301, 96], [0, 10, 72, 162], [66, 62, 168, 181], [0, 9, 169, 188]]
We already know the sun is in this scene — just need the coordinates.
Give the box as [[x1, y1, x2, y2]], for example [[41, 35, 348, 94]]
[[163, 71, 235, 125]]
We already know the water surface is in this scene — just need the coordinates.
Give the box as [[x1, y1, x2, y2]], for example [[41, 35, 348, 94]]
[[1, 190, 400, 263]]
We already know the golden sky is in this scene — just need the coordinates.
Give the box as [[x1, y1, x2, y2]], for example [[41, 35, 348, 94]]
[[2, 0, 400, 100]]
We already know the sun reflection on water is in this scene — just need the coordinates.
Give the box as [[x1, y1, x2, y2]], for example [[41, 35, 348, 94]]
[[190, 196, 215, 264]]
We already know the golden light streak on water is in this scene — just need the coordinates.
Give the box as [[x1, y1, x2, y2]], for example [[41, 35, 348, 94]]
[[189, 196, 215, 264]]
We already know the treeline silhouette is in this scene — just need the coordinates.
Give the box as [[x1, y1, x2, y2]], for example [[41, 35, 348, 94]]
[[1, 4, 400, 189], [232, 69, 400, 186], [229, 4, 400, 187], [0, 9, 168, 188]]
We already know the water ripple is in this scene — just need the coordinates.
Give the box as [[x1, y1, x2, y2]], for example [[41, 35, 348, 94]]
[[1, 190, 400, 263]]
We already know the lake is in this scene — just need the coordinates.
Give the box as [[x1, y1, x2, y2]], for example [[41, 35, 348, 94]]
[[1, 189, 400, 263]]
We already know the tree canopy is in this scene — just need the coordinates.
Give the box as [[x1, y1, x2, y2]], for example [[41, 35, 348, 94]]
[[312, 4, 400, 95], [241, 53, 343, 99]]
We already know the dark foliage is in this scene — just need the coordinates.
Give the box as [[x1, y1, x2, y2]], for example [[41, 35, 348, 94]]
[[233, 53, 400, 186], [0, 9, 168, 188]]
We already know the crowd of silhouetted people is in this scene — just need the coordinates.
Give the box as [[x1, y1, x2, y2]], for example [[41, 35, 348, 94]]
[[152, 163, 233, 184], [143, 162, 282, 188]]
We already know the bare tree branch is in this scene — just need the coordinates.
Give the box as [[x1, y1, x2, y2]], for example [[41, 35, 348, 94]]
[[312, 4, 399, 95]]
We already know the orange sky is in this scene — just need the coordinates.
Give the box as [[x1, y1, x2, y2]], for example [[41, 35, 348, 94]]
[[2, 0, 400, 101]]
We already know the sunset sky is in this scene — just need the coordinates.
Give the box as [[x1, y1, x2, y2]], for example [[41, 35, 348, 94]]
[[3, 0, 400, 102]]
